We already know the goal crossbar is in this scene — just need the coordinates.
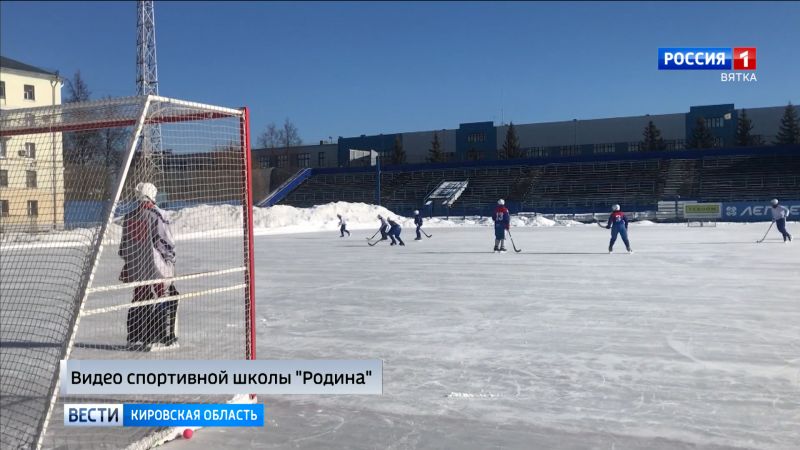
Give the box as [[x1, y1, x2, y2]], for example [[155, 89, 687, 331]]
[[0, 95, 243, 138]]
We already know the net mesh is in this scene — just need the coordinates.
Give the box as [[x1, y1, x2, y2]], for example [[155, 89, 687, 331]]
[[0, 96, 254, 449]]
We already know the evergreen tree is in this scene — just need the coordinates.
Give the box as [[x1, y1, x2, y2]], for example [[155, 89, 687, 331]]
[[735, 109, 758, 146], [427, 131, 446, 163], [390, 135, 406, 164], [502, 122, 523, 158], [687, 117, 715, 149], [640, 120, 666, 151], [774, 102, 800, 145]]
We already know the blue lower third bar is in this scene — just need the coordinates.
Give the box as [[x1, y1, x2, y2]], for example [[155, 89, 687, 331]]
[[123, 404, 264, 427]]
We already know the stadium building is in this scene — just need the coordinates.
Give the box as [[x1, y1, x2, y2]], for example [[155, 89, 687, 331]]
[[254, 103, 794, 169], [254, 103, 800, 220]]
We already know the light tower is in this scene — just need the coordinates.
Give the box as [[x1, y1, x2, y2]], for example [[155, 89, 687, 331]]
[[136, 0, 162, 157]]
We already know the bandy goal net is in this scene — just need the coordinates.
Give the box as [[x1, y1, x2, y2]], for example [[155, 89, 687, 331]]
[[0, 95, 256, 449]]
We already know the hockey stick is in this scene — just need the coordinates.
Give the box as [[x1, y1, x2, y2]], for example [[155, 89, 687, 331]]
[[506, 230, 522, 252], [367, 238, 382, 247], [596, 221, 607, 229], [756, 222, 774, 243], [420, 228, 433, 238], [367, 230, 380, 240]]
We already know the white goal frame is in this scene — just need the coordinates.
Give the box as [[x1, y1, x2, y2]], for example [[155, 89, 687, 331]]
[[0, 95, 256, 450]]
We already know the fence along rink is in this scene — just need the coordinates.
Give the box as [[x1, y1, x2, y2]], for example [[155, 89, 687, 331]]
[[0, 95, 255, 449]]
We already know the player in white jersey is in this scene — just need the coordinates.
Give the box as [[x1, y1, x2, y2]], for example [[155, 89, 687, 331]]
[[768, 199, 792, 242], [337, 214, 351, 237]]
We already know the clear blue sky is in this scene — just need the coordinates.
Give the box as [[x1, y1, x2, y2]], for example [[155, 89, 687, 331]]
[[2, 1, 798, 144]]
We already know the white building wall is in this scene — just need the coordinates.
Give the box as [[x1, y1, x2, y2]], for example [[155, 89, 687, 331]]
[[0, 66, 63, 230]]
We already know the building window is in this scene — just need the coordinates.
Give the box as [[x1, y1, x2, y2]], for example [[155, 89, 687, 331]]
[[593, 143, 615, 154], [22, 142, 36, 158], [297, 153, 310, 168], [277, 154, 288, 168], [318, 152, 325, 167], [24, 84, 35, 101], [259, 157, 270, 169], [26, 170, 37, 188], [27, 200, 39, 217], [0, 81, 5, 99], [628, 142, 641, 152], [0, 170, 8, 187], [666, 140, 685, 151], [560, 145, 581, 157], [467, 132, 486, 143], [0, 199, 9, 217], [526, 147, 547, 158], [0, 139, 7, 158], [713, 137, 723, 148], [705, 117, 724, 128]]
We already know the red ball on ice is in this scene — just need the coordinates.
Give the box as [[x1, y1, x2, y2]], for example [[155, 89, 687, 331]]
[[182, 428, 193, 439]]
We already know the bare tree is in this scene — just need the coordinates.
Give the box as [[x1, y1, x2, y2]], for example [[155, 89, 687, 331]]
[[258, 123, 281, 148], [65, 71, 91, 103], [63, 71, 97, 164], [98, 97, 130, 170], [258, 118, 302, 148], [280, 118, 302, 148]]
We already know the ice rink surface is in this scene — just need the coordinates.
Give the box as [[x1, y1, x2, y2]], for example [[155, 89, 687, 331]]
[[161, 223, 796, 449]]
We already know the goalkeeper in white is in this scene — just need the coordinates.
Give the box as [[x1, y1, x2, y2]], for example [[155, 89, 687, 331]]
[[119, 182, 178, 349]]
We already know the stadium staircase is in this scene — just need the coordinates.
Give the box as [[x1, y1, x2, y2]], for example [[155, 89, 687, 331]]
[[662, 159, 700, 199], [256, 167, 313, 207]]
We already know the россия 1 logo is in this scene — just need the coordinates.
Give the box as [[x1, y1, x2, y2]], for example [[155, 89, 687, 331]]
[[658, 47, 757, 82]]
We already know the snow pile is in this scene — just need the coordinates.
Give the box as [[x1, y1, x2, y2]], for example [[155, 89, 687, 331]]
[[1, 202, 597, 249], [147, 202, 578, 238], [252, 202, 402, 235]]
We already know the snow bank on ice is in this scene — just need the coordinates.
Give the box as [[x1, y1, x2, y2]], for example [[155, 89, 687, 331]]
[[1, 202, 587, 248], [158, 201, 578, 239]]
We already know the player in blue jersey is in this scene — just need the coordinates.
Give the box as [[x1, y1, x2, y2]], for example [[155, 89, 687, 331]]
[[492, 199, 510, 252], [387, 218, 405, 246], [605, 204, 632, 253], [413, 210, 423, 240]]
